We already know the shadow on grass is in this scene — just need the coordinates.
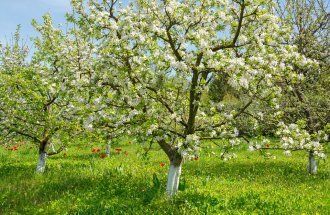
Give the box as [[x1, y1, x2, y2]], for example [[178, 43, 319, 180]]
[[0, 165, 168, 214], [0, 163, 36, 179], [171, 191, 282, 214]]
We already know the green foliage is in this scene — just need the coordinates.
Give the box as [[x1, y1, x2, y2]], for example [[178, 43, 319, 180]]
[[209, 74, 238, 103]]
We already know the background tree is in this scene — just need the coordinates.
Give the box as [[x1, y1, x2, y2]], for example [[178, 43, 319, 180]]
[[278, 0, 329, 174], [0, 17, 82, 173], [248, 0, 329, 174]]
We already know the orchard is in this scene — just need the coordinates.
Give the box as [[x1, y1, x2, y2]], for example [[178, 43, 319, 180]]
[[0, 0, 329, 214]]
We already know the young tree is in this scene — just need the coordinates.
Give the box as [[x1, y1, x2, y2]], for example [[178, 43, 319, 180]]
[[69, 0, 314, 195], [248, 0, 329, 174], [278, 0, 329, 174], [0, 16, 83, 173]]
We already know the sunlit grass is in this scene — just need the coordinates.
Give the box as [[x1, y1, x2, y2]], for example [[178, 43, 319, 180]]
[[0, 140, 329, 214]]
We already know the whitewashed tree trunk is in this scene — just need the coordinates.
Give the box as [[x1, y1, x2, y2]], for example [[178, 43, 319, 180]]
[[166, 162, 182, 196], [105, 143, 111, 157], [307, 151, 317, 174], [36, 151, 47, 173]]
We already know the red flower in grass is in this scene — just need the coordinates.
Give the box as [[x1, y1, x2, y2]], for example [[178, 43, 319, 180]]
[[115, 148, 122, 154], [100, 153, 107, 159], [265, 144, 270, 148], [92, 147, 101, 153], [10, 145, 19, 151], [160, 162, 166, 167]]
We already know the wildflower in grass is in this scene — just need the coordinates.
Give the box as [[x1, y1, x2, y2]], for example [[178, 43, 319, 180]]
[[160, 162, 165, 167], [265, 144, 270, 148], [115, 148, 122, 154], [194, 156, 199, 161], [10, 145, 18, 151], [92, 147, 101, 153], [100, 153, 107, 159], [124, 151, 128, 156]]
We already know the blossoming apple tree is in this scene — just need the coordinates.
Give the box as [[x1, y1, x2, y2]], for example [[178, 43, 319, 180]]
[[69, 0, 316, 195], [247, 0, 329, 174], [0, 16, 87, 173]]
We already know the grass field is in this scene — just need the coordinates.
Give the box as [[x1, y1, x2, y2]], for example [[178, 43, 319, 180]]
[[0, 140, 329, 214]]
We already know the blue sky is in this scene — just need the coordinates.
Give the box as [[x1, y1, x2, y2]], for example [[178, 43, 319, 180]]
[[0, 0, 71, 46]]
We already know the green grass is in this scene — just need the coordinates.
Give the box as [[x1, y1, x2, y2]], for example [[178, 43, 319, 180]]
[[0, 141, 329, 214]]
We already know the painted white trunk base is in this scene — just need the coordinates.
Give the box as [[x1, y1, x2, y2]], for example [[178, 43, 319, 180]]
[[36, 152, 47, 173], [106, 144, 111, 156], [308, 152, 317, 174], [166, 163, 182, 196]]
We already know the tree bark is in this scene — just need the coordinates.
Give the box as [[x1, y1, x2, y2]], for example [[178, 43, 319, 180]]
[[158, 139, 183, 196], [106, 143, 111, 157], [307, 150, 317, 174], [36, 151, 47, 173], [36, 139, 48, 173], [166, 161, 182, 196]]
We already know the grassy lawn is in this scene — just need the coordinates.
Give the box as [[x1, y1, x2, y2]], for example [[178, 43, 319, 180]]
[[0, 140, 329, 214]]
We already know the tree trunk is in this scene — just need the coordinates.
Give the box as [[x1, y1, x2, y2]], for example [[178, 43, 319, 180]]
[[307, 150, 317, 174], [36, 139, 48, 173], [166, 161, 182, 196], [158, 139, 183, 196], [36, 151, 47, 173], [106, 143, 111, 157]]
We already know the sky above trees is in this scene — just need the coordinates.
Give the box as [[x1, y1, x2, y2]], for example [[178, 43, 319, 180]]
[[0, 0, 71, 46], [0, 0, 133, 47]]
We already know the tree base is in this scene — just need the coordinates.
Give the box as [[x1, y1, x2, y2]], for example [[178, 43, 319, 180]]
[[36, 151, 47, 173], [166, 163, 182, 196]]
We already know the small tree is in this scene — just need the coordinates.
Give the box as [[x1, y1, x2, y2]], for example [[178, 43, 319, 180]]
[[248, 0, 329, 174], [0, 17, 82, 173], [277, 0, 329, 174]]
